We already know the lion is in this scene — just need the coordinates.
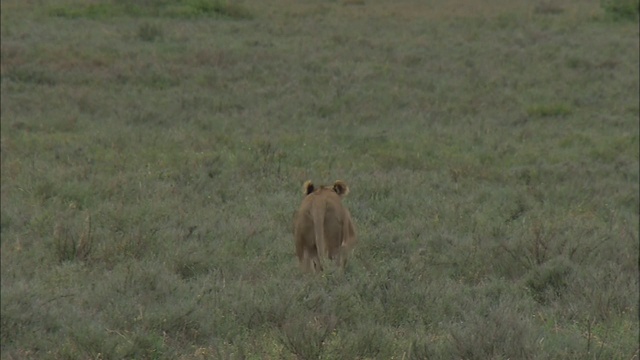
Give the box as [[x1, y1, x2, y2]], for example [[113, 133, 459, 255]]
[[293, 180, 357, 273]]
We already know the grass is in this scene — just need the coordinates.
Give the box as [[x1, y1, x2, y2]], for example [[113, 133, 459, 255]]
[[1, 0, 639, 358], [48, 0, 254, 20], [601, 0, 640, 21]]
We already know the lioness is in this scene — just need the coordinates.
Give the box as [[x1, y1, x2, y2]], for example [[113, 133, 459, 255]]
[[293, 180, 357, 272]]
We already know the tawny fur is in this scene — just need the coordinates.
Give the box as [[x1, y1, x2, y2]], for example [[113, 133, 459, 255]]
[[293, 180, 357, 273]]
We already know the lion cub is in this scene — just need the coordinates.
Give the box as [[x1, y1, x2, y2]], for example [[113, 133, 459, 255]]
[[293, 180, 357, 272]]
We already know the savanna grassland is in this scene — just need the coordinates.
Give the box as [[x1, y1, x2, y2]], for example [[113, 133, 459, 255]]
[[1, 0, 639, 359]]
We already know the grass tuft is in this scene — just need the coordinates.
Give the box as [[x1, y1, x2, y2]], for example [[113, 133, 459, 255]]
[[53, 212, 93, 263], [137, 22, 163, 42]]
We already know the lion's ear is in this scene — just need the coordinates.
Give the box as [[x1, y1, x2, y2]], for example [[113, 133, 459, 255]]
[[333, 180, 349, 196], [303, 180, 314, 195]]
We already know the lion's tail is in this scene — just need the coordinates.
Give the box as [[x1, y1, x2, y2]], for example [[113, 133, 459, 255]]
[[311, 198, 326, 269]]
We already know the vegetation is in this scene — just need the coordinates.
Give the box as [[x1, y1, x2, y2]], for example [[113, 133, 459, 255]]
[[601, 0, 639, 21], [48, 0, 254, 20], [1, 0, 638, 358]]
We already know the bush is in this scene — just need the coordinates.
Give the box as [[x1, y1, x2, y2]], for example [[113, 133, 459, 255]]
[[525, 257, 574, 304], [449, 303, 535, 359], [278, 314, 337, 360]]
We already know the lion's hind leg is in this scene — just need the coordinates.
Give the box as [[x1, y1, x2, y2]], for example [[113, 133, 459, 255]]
[[301, 246, 323, 273], [311, 255, 323, 273]]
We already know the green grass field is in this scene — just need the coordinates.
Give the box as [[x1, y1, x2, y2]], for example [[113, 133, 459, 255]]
[[1, 0, 638, 358]]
